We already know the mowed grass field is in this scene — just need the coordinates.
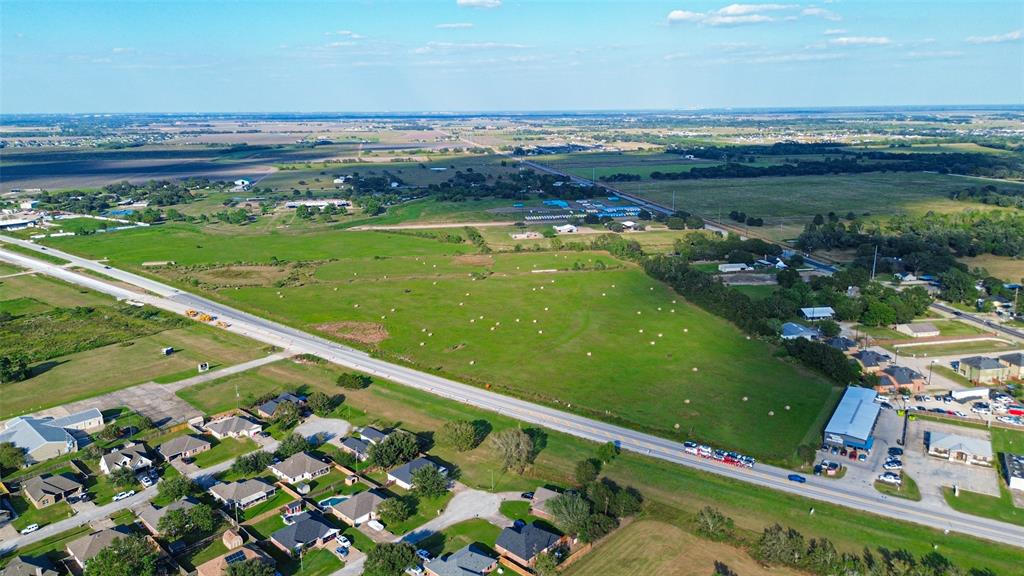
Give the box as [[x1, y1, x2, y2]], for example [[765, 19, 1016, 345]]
[[0, 271, 265, 418], [48, 225, 837, 462]]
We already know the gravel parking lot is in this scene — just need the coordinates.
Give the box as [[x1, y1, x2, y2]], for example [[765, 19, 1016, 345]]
[[904, 419, 1000, 503]]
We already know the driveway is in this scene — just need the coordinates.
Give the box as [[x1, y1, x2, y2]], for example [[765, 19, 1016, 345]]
[[904, 419, 1001, 504], [399, 485, 522, 545], [295, 415, 351, 446]]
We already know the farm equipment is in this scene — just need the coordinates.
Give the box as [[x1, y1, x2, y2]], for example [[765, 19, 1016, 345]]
[[216, 321, 231, 328], [185, 309, 199, 318], [197, 313, 214, 322]]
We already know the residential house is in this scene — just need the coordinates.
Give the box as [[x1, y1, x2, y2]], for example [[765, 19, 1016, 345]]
[[328, 490, 385, 526], [137, 497, 198, 536], [529, 487, 560, 520], [825, 336, 856, 353], [339, 437, 371, 462], [1, 556, 58, 576], [894, 272, 918, 283], [780, 322, 820, 341], [99, 443, 153, 475], [23, 473, 83, 509], [958, 356, 1010, 384], [494, 523, 562, 568], [425, 544, 498, 576], [359, 426, 390, 445], [388, 457, 448, 491], [210, 479, 277, 510], [196, 545, 274, 576], [269, 512, 339, 555], [205, 416, 262, 440], [65, 527, 132, 569], [717, 263, 752, 273], [999, 353, 1024, 379], [854, 350, 890, 372], [800, 307, 835, 321], [927, 432, 993, 467], [256, 393, 304, 420], [270, 452, 331, 485], [876, 365, 926, 393], [0, 408, 103, 464], [895, 323, 940, 338], [158, 435, 212, 461], [1006, 453, 1024, 492]]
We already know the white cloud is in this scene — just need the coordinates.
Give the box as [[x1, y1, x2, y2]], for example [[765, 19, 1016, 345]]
[[412, 41, 528, 54], [327, 41, 356, 48], [436, 22, 475, 29], [668, 3, 798, 26], [456, 0, 501, 7], [802, 7, 841, 21], [904, 50, 964, 59], [829, 36, 891, 46], [823, 28, 846, 35], [326, 30, 364, 39], [966, 29, 1022, 44], [663, 52, 691, 61]]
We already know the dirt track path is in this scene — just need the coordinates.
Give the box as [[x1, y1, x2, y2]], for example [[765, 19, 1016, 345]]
[[348, 221, 515, 230]]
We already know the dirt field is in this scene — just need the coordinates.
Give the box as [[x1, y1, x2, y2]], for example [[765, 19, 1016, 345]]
[[565, 520, 802, 576], [314, 321, 390, 345]]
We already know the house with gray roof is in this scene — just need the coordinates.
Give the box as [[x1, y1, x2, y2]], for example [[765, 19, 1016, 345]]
[[494, 523, 562, 568], [99, 443, 153, 475], [928, 432, 994, 467], [425, 544, 498, 576], [359, 426, 389, 445], [1, 556, 58, 576], [957, 356, 1010, 384], [270, 452, 331, 485], [825, 336, 856, 352], [256, 393, 304, 420], [65, 527, 131, 569], [210, 479, 277, 510], [23, 473, 83, 508], [269, 512, 339, 554], [329, 490, 385, 526], [823, 386, 880, 450], [1000, 352, 1024, 379], [854, 350, 890, 371], [137, 497, 198, 536], [339, 437, 371, 462], [0, 408, 103, 465], [878, 365, 925, 393], [158, 434, 211, 461], [780, 322, 820, 341], [387, 457, 448, 491], [205, 416, 262, 440]]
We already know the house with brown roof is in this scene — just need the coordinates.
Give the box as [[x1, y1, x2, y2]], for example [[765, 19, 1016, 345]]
[[269, 452, 331, 485], [328, 490, 386, 526], [23, 473, 83, 509], [196, 545, 274, 576], [65, 527, 132, 569], [159, 434, 212, 461], [529, 487, 560, 520]]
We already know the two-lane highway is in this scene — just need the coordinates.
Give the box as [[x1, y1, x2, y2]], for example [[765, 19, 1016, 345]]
[[2, 236, 1024, 548]]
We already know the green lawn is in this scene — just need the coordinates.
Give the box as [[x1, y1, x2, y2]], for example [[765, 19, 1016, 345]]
[[247, 514, 286, 540], [192, 437, 259, 468], [242, 490, 297, 521], [177, 535, 228, 571], [383, 490, 455, 536], [891, 340, 1014, 357], [874, 474, 921, 501], [9, 495, 74, 531], [78, 459, 141, 505], [942, 487, 1024, 527], [730, 284, 778, 300], [854, 324, 908, 340], [498, 499, 546, 526], [416, 519, 502, 557]]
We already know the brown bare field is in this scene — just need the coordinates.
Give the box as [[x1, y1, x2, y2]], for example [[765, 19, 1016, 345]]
[[193, 265, 291, 287], [453, 254, 494, 266], [314, 321, 390, 345]]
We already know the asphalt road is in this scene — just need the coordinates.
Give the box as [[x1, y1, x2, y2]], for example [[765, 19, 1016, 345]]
[[2, 237, 1024, 548], [931, 301, 1024, 342]]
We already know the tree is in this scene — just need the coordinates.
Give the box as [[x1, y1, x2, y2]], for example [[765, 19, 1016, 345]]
[[411, 466, 448, 498], [109, 466, 137, 489], [0, 355, 29, 383], [231, 451, 274, 476], [574, 459, 601, 486], [84, 534, 157, 576], [490, 428, 533, 473], [940, 268, 979, 304], [369, 432, 419, 469], [307, 391, 335, 417], [580, 513, 617, 542], [364, 542, 417, 576], [597, 442, 619, 463], [157, 507, 192, 539], [190, 503, 217, 533], [696, 506, 734, 540], [98, 423, 121, 442], [276, 433, 311, 459], [547, 492, 591, 536], [227, 559, 275, 576], [0, 442, 24, 473], [776, 268, 802, 289], [273, 401, 301, 430], [817, 319, 841, 338], [377, 497, 414, 525], [436, 420, 480, 451], [533, 552, 559, 576], [337, 372, 372, 390], [157, 475, 196, 501]]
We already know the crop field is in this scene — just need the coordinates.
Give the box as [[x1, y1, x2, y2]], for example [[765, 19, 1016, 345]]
[[477, 225, 713, 253], [614, 172, 1024, 241], [48, 227, 836, 462], [959, 254, 1024, 284]]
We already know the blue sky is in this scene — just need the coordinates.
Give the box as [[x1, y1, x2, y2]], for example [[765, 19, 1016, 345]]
[[2, 0, 1022, 113]]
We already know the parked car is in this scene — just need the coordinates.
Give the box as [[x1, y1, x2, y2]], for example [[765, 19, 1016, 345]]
[[112, 490, 135, 502], [813, 465, 823, 475], [877, 473, 902, 485], [335, 546, 349, 557], [887, 447, 903, 457], [787, 474, 807, 483], [139, 476, 153, 488], [416, 549, 432, 562], [20, 524, 40, 535], [337, 536, 351, 548], [883, 460, 903, 471], [857, 453, 867, 462], [520, 491, 534, 500], [406, 567, 424, 576]]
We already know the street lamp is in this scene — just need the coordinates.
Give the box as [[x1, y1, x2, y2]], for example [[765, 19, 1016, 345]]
[[928, 360, 936, 386]]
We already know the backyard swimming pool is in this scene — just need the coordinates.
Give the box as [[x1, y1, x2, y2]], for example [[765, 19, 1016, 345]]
[[318, 495, 349, 508]]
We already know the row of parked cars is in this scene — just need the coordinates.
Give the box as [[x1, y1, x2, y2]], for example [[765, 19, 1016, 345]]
[[682, 441, 756, 468], [877, 446, 904, 486]]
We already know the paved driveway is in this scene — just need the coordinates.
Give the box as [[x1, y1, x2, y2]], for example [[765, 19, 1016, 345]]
[[295, 415, 351, 446], [905, 419, 1000, 502]]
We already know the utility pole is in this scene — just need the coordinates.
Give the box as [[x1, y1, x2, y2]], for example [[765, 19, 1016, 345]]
[[871, 244, 879, 281]]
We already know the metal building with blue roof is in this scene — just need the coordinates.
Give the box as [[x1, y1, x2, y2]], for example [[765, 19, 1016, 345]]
[[823, 386, 881, 450]]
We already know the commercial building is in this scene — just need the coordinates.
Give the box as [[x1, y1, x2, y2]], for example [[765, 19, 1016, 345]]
[[0, 409, 103, 464], [717, 263, 752, 273], [800, 307, 835, 321], [1006, 453, 1024, 492], [927, 432, 993, 467], [895, 323, 940, 338], [876, 365, 926, 394], [823, 387, 880, 450], [957, 356, 1010, 384]]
